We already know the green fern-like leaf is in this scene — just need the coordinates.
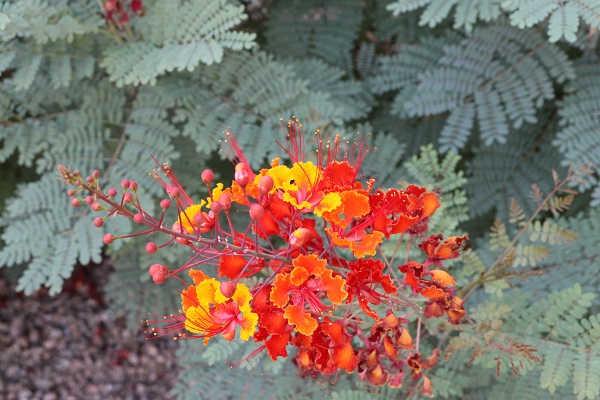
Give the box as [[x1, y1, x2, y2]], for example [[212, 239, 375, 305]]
[[100, 0, 256, 87]]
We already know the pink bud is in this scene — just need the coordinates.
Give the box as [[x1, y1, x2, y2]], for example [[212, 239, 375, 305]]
[[193, 213, 205, 226], [210, 201, 224, 214], [149, 264, 168, 284], [146, 242, 157, 254], [219, 193, 232, 211], [129, 180, 138, 191], [92, 170, 101, 178], [91, 202, 102, 212], [107, 188, 118, 197], [123, 193, 133, 203], [85, 196, 94, 205], [104, 0, 117, 12], [290, 228, 312, 248], [133, 213, 144, 224], [103, 233, 114, 244], [166, 184, 180, 197], [71, 198, 81, 207], [220, 281, 236, 298], [86, 175, 94, 183], [234, 163, 250, 187], [172, 222, 190, 245], [249, 203, 264, 220], [258, 175, 274, 195], [160, 199, 172, 209], [121, 179, 130, 189], [93, 217, 104, 227], [201, 169, 214, 185], [67, 189, 76, 197]]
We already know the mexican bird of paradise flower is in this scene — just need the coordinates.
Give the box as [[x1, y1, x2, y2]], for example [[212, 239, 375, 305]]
[[68, 117, 468, 396]]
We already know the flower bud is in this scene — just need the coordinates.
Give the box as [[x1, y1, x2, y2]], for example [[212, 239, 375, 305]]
[[166, 184, 180, 197], [172, 222, 190, 245], [91, 202, 102, 212], [219, 193, 232, 211], [85, 196, 94, 205], [123, 193, 134, 203], [107, 188, 118, 197], [149, 264, 168, 284], [86, 175, 94, 183], [193, 213, 205, 226], [201, 169, 214, 185], [121, 179, 130, 189], [71, 198, 81, 207], [103, 233, 114, 244], [67, 189, 76, 197], [160, 199, 172, 209], [92, 170, 101, 179], [289, 227, 311, 248], [210, 201, 224, 214], [146, 242, 157, 254], [219, 281, 236, 298], [234, 163, 250, 187], [258, 175, 274, 195], [249, 203, 264, 220], [129, 180, 138, 190], [133, 213, 144, 224], [93, 217, 104, 227]]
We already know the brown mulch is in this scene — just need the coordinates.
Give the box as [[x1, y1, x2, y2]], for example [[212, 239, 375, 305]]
[[0, 261, 179, 400]]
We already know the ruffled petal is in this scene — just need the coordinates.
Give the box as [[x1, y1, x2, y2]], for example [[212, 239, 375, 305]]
[[270, 274, 293, 307], [320, 269, 348, 304], [284, 305, 318, 336]]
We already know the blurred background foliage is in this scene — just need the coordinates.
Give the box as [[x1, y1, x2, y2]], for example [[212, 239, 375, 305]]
[[1, 0, 599, 398]]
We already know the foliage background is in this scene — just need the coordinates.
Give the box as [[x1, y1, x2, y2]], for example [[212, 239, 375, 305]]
[[0, 0, 599, 398]]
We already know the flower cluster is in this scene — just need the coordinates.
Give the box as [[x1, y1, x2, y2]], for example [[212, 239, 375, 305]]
[[60, 118, 467, 396]]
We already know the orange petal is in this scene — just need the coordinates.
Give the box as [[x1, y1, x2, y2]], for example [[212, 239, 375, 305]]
[[398, 327, 414, 350], [270, 274, 293, 307], [321, 318, 344, 345], [421, 192, 440, 219], [429, 270, 456, 286], [265, 333, 290, 360], [189, 269, 209, 285], [218, 255, 249, 280], [352, 231, 384, 258], [326, 228, 354, 249], [290, 265, 309, 286], [284, 305, 318, 336], [181, 285, 197, 312], [320, 269, 348, 304], [292, 254, 327, 277], [333, 340, 358, 373], [421, 286, 447, 298]]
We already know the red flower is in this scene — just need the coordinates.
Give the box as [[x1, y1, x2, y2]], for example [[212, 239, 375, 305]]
[[346, 259, 397, 320]]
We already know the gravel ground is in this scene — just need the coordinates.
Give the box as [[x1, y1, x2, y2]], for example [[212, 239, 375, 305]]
[[0, 262, 179, 400]]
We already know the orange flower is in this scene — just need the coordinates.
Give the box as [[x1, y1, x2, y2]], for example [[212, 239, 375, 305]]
[[270, 254, 347, 336]]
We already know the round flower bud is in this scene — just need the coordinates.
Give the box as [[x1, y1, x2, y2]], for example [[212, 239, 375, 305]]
[[107, 188, 118, 197], [121, 179, 130, 189], [258, 175, 274, 195], [86, 175, 94, 183], [85, 196, 94, 205], [249, 203, 264, 220], [219, 193, 232, 211], [133, 213, 144, 224], [234, 164, 250, 187], [103, 233, 114, 245], [123, 193, 134, 203], [146, 242, 158, 254], [93, 217, 104, 228], [67, 189, 76, 197], [172, 222, 190, 245], [71, 198, 81, 207], [210, 201, 224, 214], [91, 202, 102, 212], [201, 169, 214, 185], [219, 281, 236, 298], [160, 199, 172, 209], [129, 180, 138, 191], [166, 184, 180, 197], [193, 213, 205, 226], [289, 227, 311, 248], [149, 264, 168, 284], [92, 170, 101, 179]]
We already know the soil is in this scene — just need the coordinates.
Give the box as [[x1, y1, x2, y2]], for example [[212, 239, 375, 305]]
[[0, 261, 179, 400]]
